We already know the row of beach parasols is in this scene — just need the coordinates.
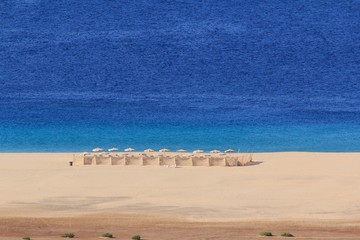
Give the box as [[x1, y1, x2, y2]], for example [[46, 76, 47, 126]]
[[91, 148, 235, 153]]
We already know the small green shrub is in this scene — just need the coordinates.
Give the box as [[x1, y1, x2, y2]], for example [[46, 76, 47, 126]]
[[260, 231, 273, 236], [132, 235, 141, 240], [102, 233, 114, 238], [62, 232, 75, 238], [281, 232, 294, 237], [23, 237, 31, 240]]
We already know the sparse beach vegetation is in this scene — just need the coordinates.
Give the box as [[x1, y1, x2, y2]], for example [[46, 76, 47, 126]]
[[132, 235, 141, 240], [102, 233, 114, 238], [281, 232, 294, 237], [260, 231, 273, 236], [62, 233, 75, 238]]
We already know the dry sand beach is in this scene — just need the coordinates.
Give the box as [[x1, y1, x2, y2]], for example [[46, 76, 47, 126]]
[[1, 152, 360, 239]]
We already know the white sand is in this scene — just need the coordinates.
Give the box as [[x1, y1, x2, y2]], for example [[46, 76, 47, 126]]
[[0, 152, 359, 221]]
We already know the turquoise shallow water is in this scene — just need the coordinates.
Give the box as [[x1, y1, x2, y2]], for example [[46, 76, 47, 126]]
[[0, 124, 359, 152], [0, 1, 359, 152]]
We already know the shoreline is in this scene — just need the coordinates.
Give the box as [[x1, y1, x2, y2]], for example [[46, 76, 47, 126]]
[[1, 150, 359, 153]]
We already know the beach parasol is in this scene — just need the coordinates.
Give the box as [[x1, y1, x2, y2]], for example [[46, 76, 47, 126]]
[[83, 152, 89, 155], [144, 148, 154, 152], [193, 150, 204, 153], [225, 149, 235, 153], [159, 148, 170, 152], [92, 148, 103, 152], [125, 148, 135, 152], [210, 150, 221, 153], [176, 149, 187, 152], [108, 148, 119, 152]]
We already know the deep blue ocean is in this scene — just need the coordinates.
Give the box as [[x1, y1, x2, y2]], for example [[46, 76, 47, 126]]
[[0, 1, 359, 152]]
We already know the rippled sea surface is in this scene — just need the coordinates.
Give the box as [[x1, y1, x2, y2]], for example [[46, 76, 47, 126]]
[[0, 1, 359, 152]]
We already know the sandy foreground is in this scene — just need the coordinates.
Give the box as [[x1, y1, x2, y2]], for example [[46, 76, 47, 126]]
[[0, 152, 360, 239]]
